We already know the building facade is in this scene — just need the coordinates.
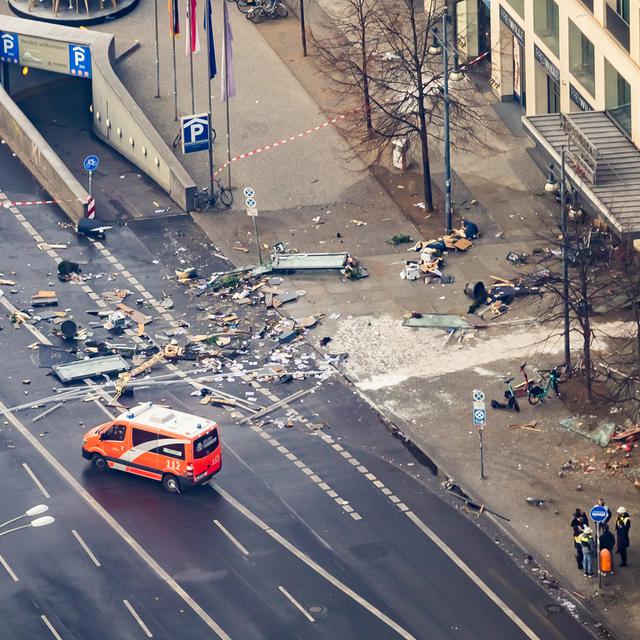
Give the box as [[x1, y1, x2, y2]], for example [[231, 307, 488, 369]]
[[490, 0, 640, 145]]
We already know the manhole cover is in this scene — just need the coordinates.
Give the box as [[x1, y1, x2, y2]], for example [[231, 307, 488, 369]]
[[545, 604, 563, 615], [309, 605, 325, 615]]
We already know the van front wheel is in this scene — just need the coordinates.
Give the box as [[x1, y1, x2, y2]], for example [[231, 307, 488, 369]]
[[92, 454, 108, 472], [162, 474, 180, 494]]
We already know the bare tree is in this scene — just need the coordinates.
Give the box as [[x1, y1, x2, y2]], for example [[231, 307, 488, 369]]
[[313, 0, 488, 213], [311, 0, 381, 133]]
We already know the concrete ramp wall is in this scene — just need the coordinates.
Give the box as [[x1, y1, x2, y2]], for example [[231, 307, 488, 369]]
[[0, 83, 88, 222], [0, 16, 196, 213]]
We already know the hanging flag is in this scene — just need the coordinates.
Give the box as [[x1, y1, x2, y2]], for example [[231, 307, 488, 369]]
[[204, 0, 217, 78], [168, 0, 180, 36], [221, 2, 236, 101], [186, 0, 200, 55]]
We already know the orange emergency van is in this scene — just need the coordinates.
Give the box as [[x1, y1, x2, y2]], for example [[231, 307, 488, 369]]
[[82, 402, 222, 493]]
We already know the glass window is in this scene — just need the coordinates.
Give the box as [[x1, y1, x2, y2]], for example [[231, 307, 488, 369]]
[[568, 21, 595, 96], [102, 424, 126, 442], [158, 443, 185, 460], [193, 429, 219, 459], [534, 0, 560, 57], [132, 428, 158, 447], [506, 0, 525, 17], [605, 58, 632, 137]]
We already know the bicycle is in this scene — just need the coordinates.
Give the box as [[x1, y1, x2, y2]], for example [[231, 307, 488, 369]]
[[193, 180, 233, 212], [246, 0, 288, 22], [526, 367, 560, 405]]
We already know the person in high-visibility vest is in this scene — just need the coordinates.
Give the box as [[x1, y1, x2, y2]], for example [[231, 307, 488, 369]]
[[616, 507, 631, 567], [579, 527, 596, 577], [571, 508, 588, 570]]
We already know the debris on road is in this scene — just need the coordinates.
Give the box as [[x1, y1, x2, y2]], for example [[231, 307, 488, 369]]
[[387, 234, 413, 246], [53, 354, 130, 383], [402, 313, 486, 330], [559, 416, 617, 447]]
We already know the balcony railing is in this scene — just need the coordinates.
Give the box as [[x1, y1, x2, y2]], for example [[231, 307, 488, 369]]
[[606, 104, 632, 138], [579, 0, 594, 11], [606, 4, 630, 51]]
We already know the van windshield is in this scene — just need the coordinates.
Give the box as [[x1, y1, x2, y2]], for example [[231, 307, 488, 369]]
[[193, 429, 219, 459]]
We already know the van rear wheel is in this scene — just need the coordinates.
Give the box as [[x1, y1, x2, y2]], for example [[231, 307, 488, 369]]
[[162, 474, 180, 494], [92, 454, 108, 472]]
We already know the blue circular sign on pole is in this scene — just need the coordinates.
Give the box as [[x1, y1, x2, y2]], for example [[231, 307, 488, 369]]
[[83, 154, 99, 172], [590, 505, 608, 523]]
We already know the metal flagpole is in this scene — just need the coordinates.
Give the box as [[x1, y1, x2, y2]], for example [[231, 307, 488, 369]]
[[172, 34, 178, 121], [224, 14, 232, 189], [153, 0, 160, 98], [188, 1, 195, 114], [205, 0, 215, 200]]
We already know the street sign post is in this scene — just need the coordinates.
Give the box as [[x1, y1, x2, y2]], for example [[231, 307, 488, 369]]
[[472, 389, 486, 479], [590, 504, 608, 587], [244, 187, 262, 265], [83, 155, 99, 197], [180, 113, 210, 154]]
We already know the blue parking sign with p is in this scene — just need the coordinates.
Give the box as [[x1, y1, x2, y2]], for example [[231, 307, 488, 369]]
[[181, 113, 210, 154], [0, 32, 19, 64], [69, 44, 92, 78]]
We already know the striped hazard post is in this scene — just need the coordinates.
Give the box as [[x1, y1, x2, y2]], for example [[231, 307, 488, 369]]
[[86, 196, 96, 219]]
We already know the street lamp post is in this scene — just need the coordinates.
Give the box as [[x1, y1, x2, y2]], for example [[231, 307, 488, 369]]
[[0, 516, 55, 538], [544, 153, 571, 370], [0, 505, 54, 538]]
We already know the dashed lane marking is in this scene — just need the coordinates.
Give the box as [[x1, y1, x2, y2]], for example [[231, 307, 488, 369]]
[[212, 483, 415, 640], [72, 529, 101, 567], [213, 519, 250, 556], [0, 554, 19, 582], [22, 462, 50, 498], [41, 615, 63, 640], [123, 599, 154, 638], [278, 586, 315, 623]]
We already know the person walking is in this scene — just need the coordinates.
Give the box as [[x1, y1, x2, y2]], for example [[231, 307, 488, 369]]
[[615, 507, 631, 567], [579, 526, 596, 577], [571, 508, 588, 570], [600, 524, 616, 574]]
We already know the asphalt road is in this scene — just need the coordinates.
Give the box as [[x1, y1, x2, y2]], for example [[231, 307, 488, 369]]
[[0, 141, 604, 639]]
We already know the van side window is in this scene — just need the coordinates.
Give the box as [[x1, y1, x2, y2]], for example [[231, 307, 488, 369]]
[[103, 424, 126, 441], [132, 428, 158, 447], [159, 443, 185, 460]]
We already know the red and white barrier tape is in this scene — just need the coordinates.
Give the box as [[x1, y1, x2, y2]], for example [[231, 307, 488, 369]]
[[3, 199, 60, 208], [214, 115, 346, 177]]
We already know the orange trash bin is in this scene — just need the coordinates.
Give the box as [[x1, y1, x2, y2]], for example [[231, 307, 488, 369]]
[[600, 548, 612, 573]]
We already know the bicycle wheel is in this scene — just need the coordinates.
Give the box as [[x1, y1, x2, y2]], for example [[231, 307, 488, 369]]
[[172, 131, 182, 149], [219, 187, 233, 208], [238, 1, 254, 13], [527, 392, 540, 406], [275, 2, 288, 17], [211, 127, 217, 143], [193, 193, 210, 213], [248, 8, 264, 21]]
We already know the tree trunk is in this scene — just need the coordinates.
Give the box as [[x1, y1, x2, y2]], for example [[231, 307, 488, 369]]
[[362, 56, 372, 133], [418, 111, 434, 212], [581, 276, 593, 402]]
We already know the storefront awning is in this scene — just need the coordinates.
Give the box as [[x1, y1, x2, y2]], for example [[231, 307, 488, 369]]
[[522, 111, 640, 239]]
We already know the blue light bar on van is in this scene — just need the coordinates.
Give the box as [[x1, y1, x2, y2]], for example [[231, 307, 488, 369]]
[[126, 402, 153, 420]]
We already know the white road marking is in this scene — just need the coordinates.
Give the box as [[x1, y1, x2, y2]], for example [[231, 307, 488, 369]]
[[278, 586, 315, 623], [211, 483, 415, 640], [0, 553, 19, 582], [405, 511, 541, 640], [22, 462, 50, 498], [213, 519, 250, 556], [72, 529, 101, 567], [0, 400, 231, 640], [123, 599, 153, 638], [41, 615, 63, 640]]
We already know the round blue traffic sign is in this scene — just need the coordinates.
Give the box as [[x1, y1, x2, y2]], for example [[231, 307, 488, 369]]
[[83, 154, 99, 172], [590, 505, 608, 523]]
